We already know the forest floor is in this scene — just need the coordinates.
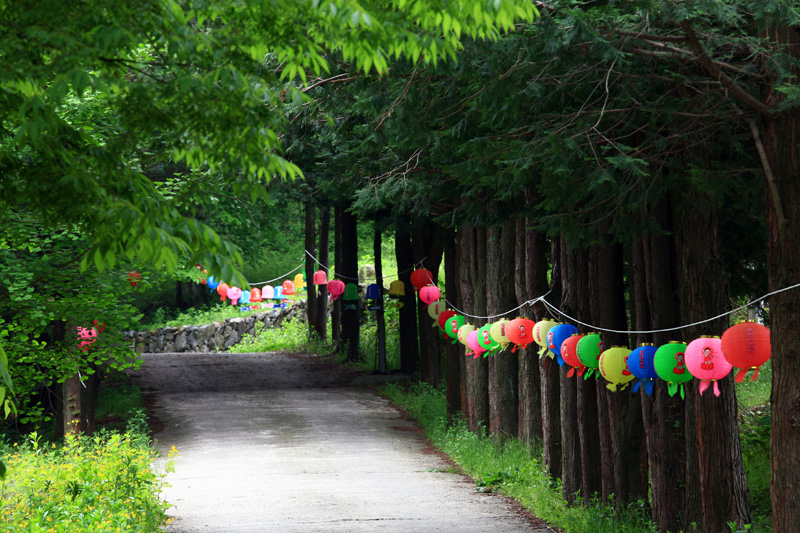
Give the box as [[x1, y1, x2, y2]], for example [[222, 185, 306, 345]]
[[128, 351, 553, 532]]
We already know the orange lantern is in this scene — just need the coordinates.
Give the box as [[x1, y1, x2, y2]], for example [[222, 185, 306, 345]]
[[216, 282, 229, 301], [506, 317, 536, 352], [721, 322, 771, 382]]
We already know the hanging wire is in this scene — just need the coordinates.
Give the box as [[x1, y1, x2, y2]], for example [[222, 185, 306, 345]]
[[303, 249, 418, 282], [248, 262, 305, 286]]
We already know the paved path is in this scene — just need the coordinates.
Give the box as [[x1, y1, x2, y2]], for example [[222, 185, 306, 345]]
[[129, 352, 552, 533]]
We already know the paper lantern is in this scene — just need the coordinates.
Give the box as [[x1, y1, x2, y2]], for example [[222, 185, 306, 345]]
[[216, 282, 229, 301], [685, 337, 731, 397], [366, 284, 382, 300], [490, 318, 512, 351], [388, 280, 405, 297], [506, 317, 536, 352], [313, 270, 328, 285], [654, 342, 691, 399], [477, 324, 499, 352], [250, 287, 262, 302], [77, 326, 98, 351], [418, 286, 441, 307], [410, 269, 433, 291], [533, 319, 557, 358], [294, 273, 306, 290], [427, 300, 447, 320], [561, 333, 586, 378], [457, 323, 476, 348], [444, 315, 466, 342], [262, 285, 274, 299], [721, 322, 771, 382], [599, 346, 634, 392], [438, 310, 457, 336], [273, 286, 286, 300], [548, 323, 578, 365], [327, 279, 345, 300], [577, 332, 603, 378], [467, 329, 487, 359], [628, 344, 658, 396], [227, 286, 242, 306], [240, 290, 251, 304], [343, 283, 359, 301], [207, 276, 219, 291], [282, 280, 295, 295], [127, 271, 141, 288]]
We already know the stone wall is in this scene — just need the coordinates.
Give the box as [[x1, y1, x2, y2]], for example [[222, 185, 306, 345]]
[[126, 300, 306, 353]]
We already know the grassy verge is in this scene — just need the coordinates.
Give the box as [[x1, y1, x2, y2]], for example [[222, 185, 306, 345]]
[[0, 420, 173, 532], [379, 380, 771, 533]]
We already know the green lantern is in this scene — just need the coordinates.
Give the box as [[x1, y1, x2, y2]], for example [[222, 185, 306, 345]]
[[654, 341, 691, 399], [445, 315, 466, 343], [343, 283, 359, 300], [577, 333, 603, 379]]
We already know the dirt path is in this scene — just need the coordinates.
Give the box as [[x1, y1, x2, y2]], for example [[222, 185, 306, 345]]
[[129, 352, 553, 533]]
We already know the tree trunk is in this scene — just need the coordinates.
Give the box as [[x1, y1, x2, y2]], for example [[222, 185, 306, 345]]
[[396, 217, 419, 374], [541, 236, 562, 481], [413, 219, 445, 386], [675, 189, 750, 532], [332, 206, 343, 343], [444, 227, 462, 423], [313, 207, 330, 340], [487, 222, 518, 440], [374, 228, 387, 373], [304, 203, 317, 331], [340, 207, 359, 362], [462, 224, 489, 432]]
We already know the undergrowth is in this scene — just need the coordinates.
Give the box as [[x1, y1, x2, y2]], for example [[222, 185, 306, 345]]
[[379, 380, 770, 533]]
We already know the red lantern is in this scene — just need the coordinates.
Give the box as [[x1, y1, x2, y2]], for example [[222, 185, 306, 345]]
[[127, 271, 141, 288], [721, 322, 771, 382], [216, 283, 229, 301], [282, 280, 295, 295], [327, 279, 345, 300], [506, 317, 536, 352], [437, 310, 456, 334], [410, 269, 433, 291], [561, 333, 586, 377], [250, 288, 262, 302], [418, 285, 441, 307], [313, 270, 328, 285]]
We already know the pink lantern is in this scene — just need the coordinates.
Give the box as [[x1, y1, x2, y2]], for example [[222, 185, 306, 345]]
[[327, 279, 345, 300], [227, 286, 242, 306], [467, 329, 487, 359], [262, 285, 274, 299], [418, 285, 441, 308], [313, 270, 328, 285], [685, 336, 731, 397], [77, 326, 98, 351]]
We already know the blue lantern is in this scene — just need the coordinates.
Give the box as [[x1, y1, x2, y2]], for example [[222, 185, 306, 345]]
[[628, 344, 659, 396], [547, 323, 578, 366]]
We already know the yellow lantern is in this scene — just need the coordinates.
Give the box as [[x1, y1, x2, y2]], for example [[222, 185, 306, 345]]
[[533, 318, 557, 358], [599, 346, 635, 392]]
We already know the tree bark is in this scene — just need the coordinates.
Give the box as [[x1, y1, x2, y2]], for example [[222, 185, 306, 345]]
[[487, 222, 518, 440], [304, 203, 317, 331], [332, 206, 343, 343], [313, 207, 330, 340], [541, 236, 562, 481], [444, 227, 462, 423], [340, 207, 359, 362], [465, 225, 489, 432], [396, 216, 419, 374], [413, 219, 445, 386], [374, 228, 387, 374]]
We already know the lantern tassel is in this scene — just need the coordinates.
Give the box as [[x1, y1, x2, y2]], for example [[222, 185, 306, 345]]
[[577, 366, 586, 377], [567, 367, 575, 378], [643, 379, 654, 397], [713, 381, 721, 397], [668, 382, 678, 397], [538, 346, 548, 358], [632, 379, 641, 394], [511, 345, 519, 353], [556, 353, 565, 367], [680, 383, 685, 400], [698, 380, 710, 396], [735, 367, 748, 383], [584, 368, 595, 380], [607, 383, 617, 392], [751, 366, 761, 382]]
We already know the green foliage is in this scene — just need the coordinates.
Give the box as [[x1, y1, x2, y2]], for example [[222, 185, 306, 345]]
[[230, 318, 316, 353], [0, 427, 172, 532], [94, 371, 144, 433]]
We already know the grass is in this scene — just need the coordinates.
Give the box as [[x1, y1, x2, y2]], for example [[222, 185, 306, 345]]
[[94, 370, 144, 433], [229, 317, 321, 353], [379, 379, 773, 533], [0, 416, 172, 533]]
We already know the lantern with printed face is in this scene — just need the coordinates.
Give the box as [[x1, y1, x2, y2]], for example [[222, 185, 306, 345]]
[[250, 288, 262, 302], [477, 324, 499, 352], [561, 333, 586, 378], [327, 279, 345, 300], [490, 318, 512, 351], [444, 315, 466, 342], [721, 322, 771, 382], [599, 346, 635, 392], [457, 323, 476, 350], [410, 269, 433, 291], [685, 336, 731, 397], [533, 319, 557, 358], [547, 324, 578, 365], [313, 270, 328, 285], [77, 326, 98, 351], [507, 317, 536, 352], [654, 342, 692, 399], [577, 333, 603, 378], [216, 283, 229, 301], [628, 344, 658, 396], [282, 280, 295, 296], [467, 329, 487, 359], [427, 300, 447, 320], [227, 286, 242, 305], [418, 286, 441, 308]]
